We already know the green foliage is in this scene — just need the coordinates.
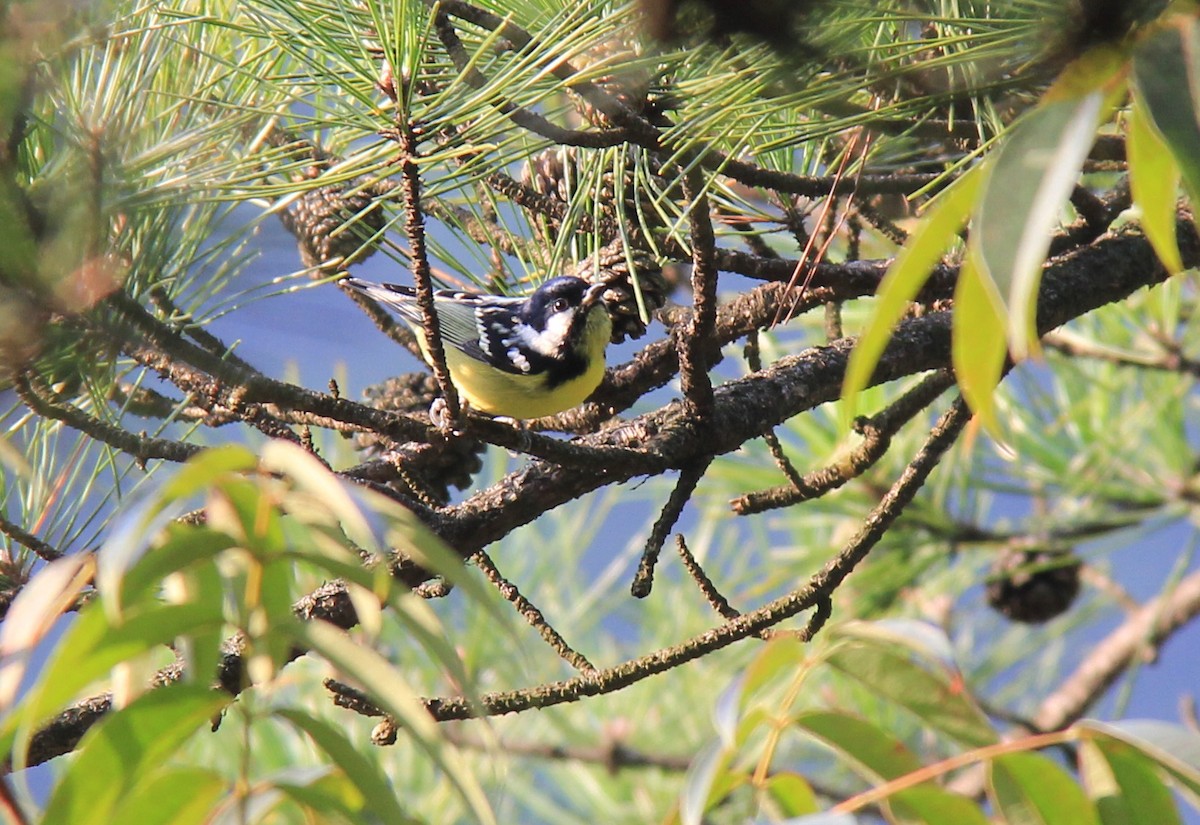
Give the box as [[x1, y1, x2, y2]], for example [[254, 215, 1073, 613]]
[[1, 442, 498, 823], [2, 0, 1200, 823], [676, 627, 1200, 825], [844, 10, 1200, 433]]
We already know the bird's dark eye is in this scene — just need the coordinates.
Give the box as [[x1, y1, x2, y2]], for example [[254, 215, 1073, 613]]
[[550, 297, 570, 313]]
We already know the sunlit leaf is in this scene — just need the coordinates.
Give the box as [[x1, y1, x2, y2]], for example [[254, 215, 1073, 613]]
[[42, 685, 228, 825], [277, 710, 419, 825], [111, 766, 228, 825], [973, 89, 1109, 359], [10, 600, 223, 757], [825, 639, 997, 748], [1079, 738, 1183, 825], [1133, 15, 1200, 203], [791, 710, 921, 781], [989, 751, 1100, 825], [0, 553, 94, 713], [952, 251, 1008, 435], [680, 739, 732, 825], [1081, 720, 1200, 799], [763, 772, 820, 817], [842, 165, 984, 424], [888, 784, 991, 825], [294, 621, 496, 825], [1127, 97, 1184, 274], [274, 766, 368, 821]]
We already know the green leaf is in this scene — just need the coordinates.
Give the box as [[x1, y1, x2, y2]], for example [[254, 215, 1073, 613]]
[[158, 444, 258, 503], [973, 90, 1109, 360], [1133, 15, 1200, 204], [785, 813, 862, 824], [111, 767, 228, 825], [1080, 719, 1200, 800], [0, 553, 94, 713], [763, 772, 819, 817], [739, 635, 808, 704], [680, 739, 733, 825], [989, 751, 1100, 825], [1080, 738, 1183, 825], [791, 709, 921, 781], [842, 165, 984, 424], [206, 477, 286, 553], [825, 639, 997, 748], [889, 784, 991, 825], [10, 600, 224, 754], [293, 620, 496, 825], [1127, 96, 1184, 274], [118, 525, 236, 609], [276, 711, 418, 825], [42, 685, 228, 825], [952, 252, 1007, 435], [274, 767, 368, 821]]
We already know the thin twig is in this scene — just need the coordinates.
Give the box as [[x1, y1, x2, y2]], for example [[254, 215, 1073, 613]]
[[395, 115, 460, 421], [406, 397, 971, 721], [472, 549, 595, 673], [679, 171, 718, 419], [14, 371, 201, 465], [631, 457, 712, 598], [0, 513, 63, 562], [675, 534, 739, 621], [743, 330, 805, 490], [732, 370, 956, 515]]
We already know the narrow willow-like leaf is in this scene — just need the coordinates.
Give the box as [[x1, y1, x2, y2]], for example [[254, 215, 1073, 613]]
[[791, 709, 922, 780], [826, 637, 997, 749], [41, 685, 228, 825], [1079, 739, 1183, 825], [1081, 719, 1200, 799], [989, 751, 1101, 825], [952, 251, 1008, 436], [680, 739, 732, 825], [7, 601, 223, 762], [888, 785, 991, 825], [276, 710, 419, 825], [841, 164, 984, 425], [0, 553, 94, 713], [1128, 96, 1184, 274], [764, 772, 820, 818], [737, 634, 808, 706], [1133, 16, 1200, 205], [110, 767, 228, 825], [294, 621, 497, 825], [974, 87, 1109, 360], [273, 768, 369, 822]]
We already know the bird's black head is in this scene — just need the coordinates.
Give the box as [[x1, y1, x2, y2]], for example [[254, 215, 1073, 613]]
[[521, 276, 592, 331]]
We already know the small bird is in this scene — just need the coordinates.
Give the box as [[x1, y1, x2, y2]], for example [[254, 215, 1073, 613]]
[[342, 276, 612, 419]]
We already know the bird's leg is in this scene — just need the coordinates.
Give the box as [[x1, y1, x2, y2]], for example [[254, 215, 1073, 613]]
[[428, 397, 465, 436]]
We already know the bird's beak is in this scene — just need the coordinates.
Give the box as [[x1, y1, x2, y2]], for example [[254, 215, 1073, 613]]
[[582, 282, 608, 309]]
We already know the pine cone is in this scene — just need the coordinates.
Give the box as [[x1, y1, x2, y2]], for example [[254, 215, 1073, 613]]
[[571, 238, 670, 343], [521, 145, 678, 245], [567, 37, 651, 128], [523, 146, 579, 205], [279, 176, 394, 273], [986, 548, 1082, 624]]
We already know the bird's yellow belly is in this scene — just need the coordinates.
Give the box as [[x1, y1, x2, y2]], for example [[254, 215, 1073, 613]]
[[444, 348, 606, 418], [433, 309, 611, 419]]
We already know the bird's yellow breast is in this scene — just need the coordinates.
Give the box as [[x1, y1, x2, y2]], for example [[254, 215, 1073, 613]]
[[435, 306, 611, 419]]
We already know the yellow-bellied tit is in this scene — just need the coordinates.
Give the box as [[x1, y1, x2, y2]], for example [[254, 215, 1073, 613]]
[[342, 276, 612, 419]]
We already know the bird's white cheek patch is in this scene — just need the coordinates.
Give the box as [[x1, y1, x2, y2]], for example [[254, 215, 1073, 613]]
[[508, 320, 561, 358], [544, 312, 574, 348]]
